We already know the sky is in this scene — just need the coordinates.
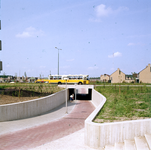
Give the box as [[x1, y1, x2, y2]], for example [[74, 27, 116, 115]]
[[0, 0, 151, 78]]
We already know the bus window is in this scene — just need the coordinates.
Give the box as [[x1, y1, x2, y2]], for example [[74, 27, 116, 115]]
[[67, 76, 72, 79], [79, 76, 82, 79], [50, 76, 53, 79], [58, 76, 61, 79]]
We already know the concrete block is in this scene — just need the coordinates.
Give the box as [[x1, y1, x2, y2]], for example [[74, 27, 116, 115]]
[[104, 145, 114, 150], [145, 134, 151, 149], [115, 142, 124, 150], [124, 140, 136, 150], [135, 136, 149, 150]]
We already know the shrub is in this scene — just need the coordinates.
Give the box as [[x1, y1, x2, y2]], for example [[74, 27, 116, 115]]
[[122, 80, 126, 83]]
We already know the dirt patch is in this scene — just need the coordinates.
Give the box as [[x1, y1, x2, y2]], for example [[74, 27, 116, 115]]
[[0, 89, 52, 105], [135, 101, 144, 104], [94, 116, 150, 123], [0, 95, 44, 105], [130, 97, 138, 100], [133, 109, 145, 112]]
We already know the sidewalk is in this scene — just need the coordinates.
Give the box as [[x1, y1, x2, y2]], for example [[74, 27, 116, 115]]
[[0, 101, 76, 136], [30, 128, 100, 150], [0, 100, 96, 150]]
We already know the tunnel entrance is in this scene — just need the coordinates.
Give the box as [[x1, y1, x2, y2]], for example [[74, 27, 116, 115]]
[[68, 88, 92, 100]]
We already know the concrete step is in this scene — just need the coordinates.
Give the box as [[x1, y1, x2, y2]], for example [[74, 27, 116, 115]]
[[104, 145, 114, 150], [124, 139, 136, 150], [114, 142, 124, 150], [135, 136, 149, 150], [145, 134, 151, 149], [101, 134, 151, 150]]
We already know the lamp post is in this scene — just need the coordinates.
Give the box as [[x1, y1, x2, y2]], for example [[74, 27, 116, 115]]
[[75, 83, 77, 100], [64, 78, 68, 114], [55, 47, 62, 75]]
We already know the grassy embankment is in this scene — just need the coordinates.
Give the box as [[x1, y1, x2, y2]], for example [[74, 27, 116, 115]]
[[0, 83, 62, 105], [0, 83, 61, 94], [90, 80, 151, 85], [94, 85, 151, 123]]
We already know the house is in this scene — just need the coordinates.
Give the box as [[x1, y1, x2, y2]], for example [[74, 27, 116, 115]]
[[110, 68, 125, 83], [110, 68, 137, 83], [125, 74, 135, 83], [100, 74, 110, 82], [139, 64, 151, 83]]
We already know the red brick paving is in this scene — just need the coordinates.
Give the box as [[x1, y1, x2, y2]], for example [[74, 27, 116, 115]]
[[0, 100, 95, 150]]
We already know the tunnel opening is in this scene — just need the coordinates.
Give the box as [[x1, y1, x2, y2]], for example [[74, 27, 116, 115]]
[[68, 88, 92, 100]]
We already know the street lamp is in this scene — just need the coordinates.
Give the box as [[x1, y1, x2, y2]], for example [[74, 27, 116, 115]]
[[64, 78, 68, 114], [55, 47, 62, 75]]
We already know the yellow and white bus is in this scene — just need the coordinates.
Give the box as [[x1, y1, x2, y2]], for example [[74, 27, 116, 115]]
[[35, 74, 90, 85]]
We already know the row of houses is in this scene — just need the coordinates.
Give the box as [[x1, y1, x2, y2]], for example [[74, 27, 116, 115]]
[[0, 75, 38, 83], [100, 64, 151, 83]]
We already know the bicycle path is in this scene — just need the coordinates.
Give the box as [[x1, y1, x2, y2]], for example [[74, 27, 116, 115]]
[[0, 100, 95, 150]]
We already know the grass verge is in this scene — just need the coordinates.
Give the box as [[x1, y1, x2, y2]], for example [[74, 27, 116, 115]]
[[94, 86, 151, 123], [0, 83, 62, 105]]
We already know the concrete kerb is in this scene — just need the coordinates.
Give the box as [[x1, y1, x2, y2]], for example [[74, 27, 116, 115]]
[[85, 88, 151, 149]]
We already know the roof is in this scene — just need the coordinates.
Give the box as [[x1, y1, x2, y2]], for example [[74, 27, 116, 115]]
[[110, 68, 125, 76], [139, 64, 151, 73], [101, 74, 110, 77]]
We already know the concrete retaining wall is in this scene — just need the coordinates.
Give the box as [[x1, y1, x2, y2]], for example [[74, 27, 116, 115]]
[[85, 88, 151, 148], [0, 90, 67, 122]]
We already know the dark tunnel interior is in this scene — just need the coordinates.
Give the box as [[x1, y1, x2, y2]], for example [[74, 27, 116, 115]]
[[69, 88, 92, 100]]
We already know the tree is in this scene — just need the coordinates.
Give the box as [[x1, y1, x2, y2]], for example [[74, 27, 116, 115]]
[[24, 72, 27, 78]]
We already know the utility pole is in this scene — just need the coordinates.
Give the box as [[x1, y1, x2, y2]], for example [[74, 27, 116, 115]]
[[55, 47, 62, 75], [0, 19, 2, 72]]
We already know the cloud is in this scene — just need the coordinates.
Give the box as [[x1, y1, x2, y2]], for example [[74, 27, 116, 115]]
[[66, 59, 75, 62], [16, 27, 45, 38], [108, 52, 122, 58], [128, 43, 136, 46], [90, 4, 128, 22], [95, 4, 112, 17], [127, 42, 144, 46]]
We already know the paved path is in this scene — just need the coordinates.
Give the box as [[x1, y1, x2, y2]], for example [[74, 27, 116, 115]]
[[0, 101, 76, 136], [0, 100, 95, 150], [30, 128, 100, 150]]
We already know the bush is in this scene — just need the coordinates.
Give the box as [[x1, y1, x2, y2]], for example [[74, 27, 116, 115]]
[[96, 81, 100, 84]]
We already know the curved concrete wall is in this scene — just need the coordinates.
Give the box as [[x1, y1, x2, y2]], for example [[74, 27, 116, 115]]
[[85, 89, 151, 148], [0, 90, 67, 122]]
